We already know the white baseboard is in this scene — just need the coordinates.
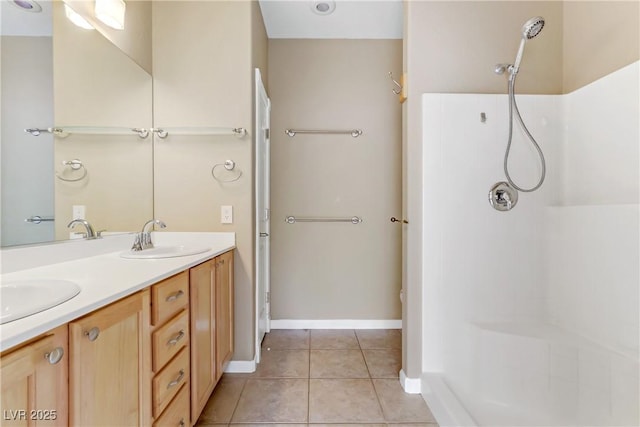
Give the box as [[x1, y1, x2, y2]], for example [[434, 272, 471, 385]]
[[399, 369, 422, 394], [224, 359, 256, 373], [270, 319, 402, 329]]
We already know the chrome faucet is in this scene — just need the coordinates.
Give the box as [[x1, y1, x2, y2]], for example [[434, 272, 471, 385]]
[[67, 219, 98, 239], [131, 219, 166, 251]]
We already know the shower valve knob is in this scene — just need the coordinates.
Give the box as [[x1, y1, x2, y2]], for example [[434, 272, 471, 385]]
[[489, 182, 518, 211]]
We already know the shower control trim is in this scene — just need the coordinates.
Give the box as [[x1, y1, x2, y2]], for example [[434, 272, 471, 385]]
[[489, 182, 518, 211]]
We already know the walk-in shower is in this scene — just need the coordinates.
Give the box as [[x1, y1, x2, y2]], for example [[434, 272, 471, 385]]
[[489, 17, 547, 210]]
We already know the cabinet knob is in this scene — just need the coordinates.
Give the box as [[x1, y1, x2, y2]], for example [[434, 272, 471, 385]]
[[165, 290, 185, 302], [167, 330, 186, 346], [178, 419, 185, 427], [44, 347, 64, 365], [85, 327, 100, 342], [167, 369, 185, 389]]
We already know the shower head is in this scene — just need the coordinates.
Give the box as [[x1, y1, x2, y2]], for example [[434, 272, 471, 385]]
[[512, 16, 545, 76], [522, 16, 545, 40]]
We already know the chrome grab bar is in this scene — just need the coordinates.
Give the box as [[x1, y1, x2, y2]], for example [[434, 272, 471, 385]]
[[25, 216, 55, 224], [285, 216, 362, 224]]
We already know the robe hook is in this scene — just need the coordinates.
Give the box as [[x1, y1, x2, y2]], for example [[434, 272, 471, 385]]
[[388, 71, 402, 95]]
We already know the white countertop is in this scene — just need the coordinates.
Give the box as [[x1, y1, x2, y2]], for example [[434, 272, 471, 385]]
[[0, 232, 235, 352]]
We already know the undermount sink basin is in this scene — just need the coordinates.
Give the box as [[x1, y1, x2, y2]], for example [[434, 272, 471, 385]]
[[1, 279, 81, 325], [120, 245, 211, 259]]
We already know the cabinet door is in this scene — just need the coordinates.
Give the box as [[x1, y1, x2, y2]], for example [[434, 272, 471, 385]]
[[69, 291, 150, 427], [0, 326, 68, 427], [215, 251, 234, 380], [189, 260, 216, 422]]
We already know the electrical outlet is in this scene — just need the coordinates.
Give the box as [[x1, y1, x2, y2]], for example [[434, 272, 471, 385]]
[[221, 205, 233, 224], [72, 205, 86, 219]]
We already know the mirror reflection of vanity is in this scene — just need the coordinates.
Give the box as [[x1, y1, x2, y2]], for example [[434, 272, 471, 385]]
[[1, 0, 152, 247]]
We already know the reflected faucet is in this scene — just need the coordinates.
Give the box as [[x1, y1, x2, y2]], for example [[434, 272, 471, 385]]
[[131, 219, 166, 251], [67, 219, 98, 239]]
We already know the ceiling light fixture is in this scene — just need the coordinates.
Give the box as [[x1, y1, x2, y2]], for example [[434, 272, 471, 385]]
[[95, 0, 126, 30], [311, 0, 335, 16], [9, 0, 42, 12], [64, 4, 94, 30]]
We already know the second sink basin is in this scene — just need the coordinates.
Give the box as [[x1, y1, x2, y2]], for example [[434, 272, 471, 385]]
[[120, 245, 211, 259], [1, 279, 81, 325]]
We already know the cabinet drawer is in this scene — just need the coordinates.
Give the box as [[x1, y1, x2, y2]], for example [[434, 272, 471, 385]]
[[153, 348, 190, 418], [153, 383, 189, 427], [152, 272, 189, 326], [153, 310, 189, 372]]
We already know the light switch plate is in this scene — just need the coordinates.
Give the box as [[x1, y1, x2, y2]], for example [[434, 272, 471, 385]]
[[72, 205, 86, 220], [221, 205, 233, 224]]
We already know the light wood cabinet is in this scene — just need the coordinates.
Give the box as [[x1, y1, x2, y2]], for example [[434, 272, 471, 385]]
[[189, 251, 235, 423], [1, 249, 234, 427], [153, 384, 189, 427], [0, 325, 68, 427], [152, 347, 189, 418], [150, 271, 190, 425], [69, 290, 151, 427], [215, 250, 234, 381], [151, 271, 189, 327], [189, 259, 216, 422]]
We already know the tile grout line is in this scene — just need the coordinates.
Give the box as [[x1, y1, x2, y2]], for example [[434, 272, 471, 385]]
[[308, 330, 311, 424], [358, 329, 388, 424], [357, 330, 391, 424], [225, 375, 249, 425]]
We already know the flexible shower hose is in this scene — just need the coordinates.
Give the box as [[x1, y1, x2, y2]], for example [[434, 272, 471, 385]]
[[504, 73, 546, 192]]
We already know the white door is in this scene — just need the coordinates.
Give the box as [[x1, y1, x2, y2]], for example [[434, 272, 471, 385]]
[[255, 68, 271, 363]]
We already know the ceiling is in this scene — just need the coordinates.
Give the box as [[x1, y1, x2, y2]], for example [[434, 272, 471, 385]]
[[0, 0, 402, 39], [1, 0, 52, 36], [258, 0, 403, 39]]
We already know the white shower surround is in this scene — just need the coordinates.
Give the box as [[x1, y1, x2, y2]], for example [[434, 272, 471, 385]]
[[420, 62, 639, 426]]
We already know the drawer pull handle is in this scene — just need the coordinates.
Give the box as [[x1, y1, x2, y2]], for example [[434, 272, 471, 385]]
[[85, 327, 100, 342], [165, 290, 185, 302], [167, 369, 185, 389], [44, 347, 64, 365], [167, 330, 186, 346], [178, 418, 185, 427]]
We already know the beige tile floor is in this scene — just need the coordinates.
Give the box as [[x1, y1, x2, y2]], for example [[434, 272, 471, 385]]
[[196, 329, 439, 427]]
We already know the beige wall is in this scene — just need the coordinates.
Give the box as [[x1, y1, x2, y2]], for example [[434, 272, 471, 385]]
[[53, 1, 153, 239], [406, 1, 564, 95], [268, 39, 403, 321], [152, 1, 268, 362], [63, 0, 152, 73], [563, 1, 639, 93]]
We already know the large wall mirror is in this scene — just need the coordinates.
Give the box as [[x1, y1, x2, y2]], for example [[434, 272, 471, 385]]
[[1, 0, 153, 247]]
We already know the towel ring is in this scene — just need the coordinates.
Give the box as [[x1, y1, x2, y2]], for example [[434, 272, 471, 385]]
[[56, 159, 87, 182], [211, 159, 242, 183]]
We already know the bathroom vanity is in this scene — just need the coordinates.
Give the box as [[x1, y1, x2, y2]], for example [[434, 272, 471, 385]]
[[0, 232, 235, 426]]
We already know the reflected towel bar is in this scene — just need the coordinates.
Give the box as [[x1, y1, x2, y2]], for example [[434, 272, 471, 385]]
[[284, 129, 363, 138], [25, 127, 149, 138], [285, 216, 363, 224], [25, 216, 55, 224]]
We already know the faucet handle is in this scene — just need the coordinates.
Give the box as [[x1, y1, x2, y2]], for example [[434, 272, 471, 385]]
[[131, 232, 144, 251]]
